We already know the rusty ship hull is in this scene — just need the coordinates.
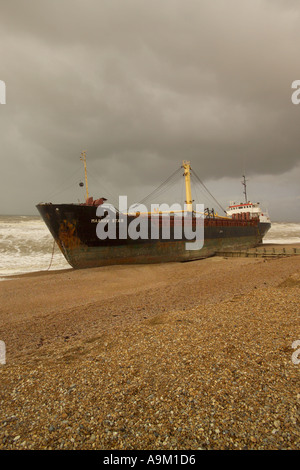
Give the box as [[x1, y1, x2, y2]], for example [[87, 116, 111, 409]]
[[36, 203, 262, 269]]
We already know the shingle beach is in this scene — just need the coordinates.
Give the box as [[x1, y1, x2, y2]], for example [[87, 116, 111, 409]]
[[0, 247, 299, 450]]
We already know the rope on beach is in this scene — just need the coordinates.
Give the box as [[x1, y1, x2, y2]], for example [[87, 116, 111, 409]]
[[46, 239, 56, 271]]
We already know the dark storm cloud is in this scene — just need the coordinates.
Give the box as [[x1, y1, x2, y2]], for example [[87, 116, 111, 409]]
[[0, 0, 299, 219]]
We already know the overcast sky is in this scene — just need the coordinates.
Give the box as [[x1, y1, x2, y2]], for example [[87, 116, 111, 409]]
[[0, 0, 299, 221]]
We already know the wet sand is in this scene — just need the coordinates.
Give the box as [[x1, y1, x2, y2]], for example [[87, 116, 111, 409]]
[[0, 246, 299, 449]]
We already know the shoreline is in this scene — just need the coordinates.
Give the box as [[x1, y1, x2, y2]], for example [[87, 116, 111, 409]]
[[1, 242, 299, 281], [0, 252, 299, 450]]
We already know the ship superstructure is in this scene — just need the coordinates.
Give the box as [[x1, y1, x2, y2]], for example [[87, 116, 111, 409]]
[[226, 175, 271, 241]]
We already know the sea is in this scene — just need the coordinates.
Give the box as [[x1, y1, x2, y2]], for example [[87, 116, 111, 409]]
[[0, 215, 299, 279]]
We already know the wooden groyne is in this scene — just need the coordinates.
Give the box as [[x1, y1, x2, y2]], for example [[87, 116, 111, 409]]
[[216, 245, 300, 259]]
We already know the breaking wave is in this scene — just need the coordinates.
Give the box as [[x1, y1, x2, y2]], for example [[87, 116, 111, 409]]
[[0, 215, 69, 278], [263, 222, 300, 245]]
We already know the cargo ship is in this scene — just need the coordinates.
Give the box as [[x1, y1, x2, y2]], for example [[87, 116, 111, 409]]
[[37, 156, 265, 269]]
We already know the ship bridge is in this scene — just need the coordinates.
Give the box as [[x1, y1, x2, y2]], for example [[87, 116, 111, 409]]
[[226, 201, 271, 224]]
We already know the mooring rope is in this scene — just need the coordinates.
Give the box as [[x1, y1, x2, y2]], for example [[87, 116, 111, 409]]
[[46, 238, 56, 271]]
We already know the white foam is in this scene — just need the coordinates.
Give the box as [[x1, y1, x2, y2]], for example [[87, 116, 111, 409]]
[[0, 216, 69, 277], [263, 222, 300, 244], [263, 238, 300, 244]]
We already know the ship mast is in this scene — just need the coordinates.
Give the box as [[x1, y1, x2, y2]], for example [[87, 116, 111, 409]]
[[80, 151, 89, 200], [182, 160, 193, 212], [242, 174, 247, 203]]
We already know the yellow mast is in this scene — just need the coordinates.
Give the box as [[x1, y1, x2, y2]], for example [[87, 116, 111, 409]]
[[182, 160, 193, 212], [80, 151, 89, 200]]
